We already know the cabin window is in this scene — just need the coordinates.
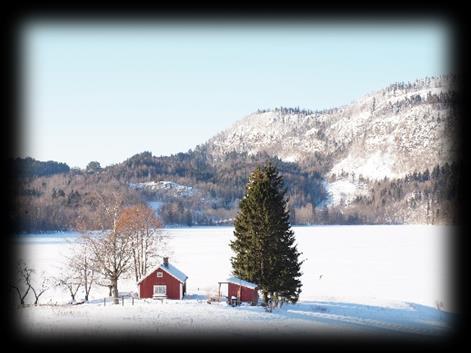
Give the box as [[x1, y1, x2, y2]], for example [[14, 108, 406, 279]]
[[157, 271, 163, 278], [153, 285, 166, 295]]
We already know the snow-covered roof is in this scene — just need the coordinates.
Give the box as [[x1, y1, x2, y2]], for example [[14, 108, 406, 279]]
[[226, 276, 258, 289], [161, 263, 188, 283], [138, 262, 188, 284]]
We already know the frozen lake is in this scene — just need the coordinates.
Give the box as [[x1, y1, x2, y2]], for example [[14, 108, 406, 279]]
[[13, 225, 454, 312]]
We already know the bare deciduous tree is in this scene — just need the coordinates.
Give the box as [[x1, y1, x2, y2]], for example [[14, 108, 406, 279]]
[[85, 231, 133, 305], [116, 203, 166, 282], [56, 270, 81, 303], [10, 260, 32, 306], [69, 237, 96, 302], [82, 191, 134, 304], [27, 270, 53, 306]]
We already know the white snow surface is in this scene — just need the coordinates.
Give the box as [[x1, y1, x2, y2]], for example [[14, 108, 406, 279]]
[[330, 151, 397, 180], [324, 178, 369, 206], [13, 225, 455, 338], [130, 181, 194, 196]]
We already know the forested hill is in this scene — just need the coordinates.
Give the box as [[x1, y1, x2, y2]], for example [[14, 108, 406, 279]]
[[206, 75, 458, 180], [12, 75, 460, 232], [10, 157, 70, 178], [12, 152, 459, 232], [12, 152, 327, 232]]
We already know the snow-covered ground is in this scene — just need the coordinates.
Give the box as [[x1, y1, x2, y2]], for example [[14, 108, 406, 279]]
[[17, 296, 452, 339], [324, 178, 370, 206], [129, 181, 194, 196], [12, 225, 456, 338]]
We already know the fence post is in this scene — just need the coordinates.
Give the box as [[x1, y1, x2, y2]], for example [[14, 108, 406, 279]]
[[122, 296, 124, 306], [132, 296, 134, 306], [104, 297, 106, 306]]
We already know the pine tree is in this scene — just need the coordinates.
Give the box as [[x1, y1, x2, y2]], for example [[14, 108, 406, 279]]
[[230, 162, 303, 306]]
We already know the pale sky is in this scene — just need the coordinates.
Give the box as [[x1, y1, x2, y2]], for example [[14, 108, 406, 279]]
[[19, 20, 451, 168]]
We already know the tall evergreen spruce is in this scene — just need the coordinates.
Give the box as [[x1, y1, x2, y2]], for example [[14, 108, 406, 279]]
[[230, 162, 303, 305]]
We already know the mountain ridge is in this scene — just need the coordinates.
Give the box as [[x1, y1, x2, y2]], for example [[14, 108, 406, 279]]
[[204, 74, 457, 180]]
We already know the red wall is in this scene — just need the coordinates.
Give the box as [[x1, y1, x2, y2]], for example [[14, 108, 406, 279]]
[[228, 283, 258, 303], [139, 267, 183, 299]]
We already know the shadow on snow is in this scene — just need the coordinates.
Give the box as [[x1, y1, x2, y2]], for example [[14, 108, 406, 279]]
[[229, 300, 455, 337]]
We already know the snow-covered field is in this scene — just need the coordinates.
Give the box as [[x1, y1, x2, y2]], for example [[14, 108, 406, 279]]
[[12, 225, 456, 339]]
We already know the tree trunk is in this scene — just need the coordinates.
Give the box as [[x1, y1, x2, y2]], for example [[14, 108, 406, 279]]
[[18, 286, 30, 306], [13, 286, 27, 306], [111, 278, 119, 304], [132, 247, 139, 283], [83, 284, 88, 302], [85, 281, 92, 302], [263, 291, 269, 305]]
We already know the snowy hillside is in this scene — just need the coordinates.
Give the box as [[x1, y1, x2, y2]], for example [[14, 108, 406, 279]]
[[130, 181, 194, 197], [13, 226, 455, 339], [206, 75, 456, 181], [324, 178, 370, 207]]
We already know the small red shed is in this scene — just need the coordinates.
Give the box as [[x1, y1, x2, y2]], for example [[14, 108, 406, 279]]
[[226, 276, 259, 304], [137, 257, 188, 300]]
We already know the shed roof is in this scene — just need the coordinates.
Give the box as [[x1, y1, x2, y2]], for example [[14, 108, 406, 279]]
[[226, 276, 258, 289], [137, 262, 188, 284]]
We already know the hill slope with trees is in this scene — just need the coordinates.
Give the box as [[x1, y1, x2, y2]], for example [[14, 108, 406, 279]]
[[11, 75, 460, 232]]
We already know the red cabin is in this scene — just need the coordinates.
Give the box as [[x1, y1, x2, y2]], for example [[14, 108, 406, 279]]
[[137, 257, 188, 300], [226, 276, 259, 304]]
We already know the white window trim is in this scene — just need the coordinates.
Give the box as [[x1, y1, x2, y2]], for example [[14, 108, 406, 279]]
[[157, 271, 163, 278], [153, 285, 166, 296]]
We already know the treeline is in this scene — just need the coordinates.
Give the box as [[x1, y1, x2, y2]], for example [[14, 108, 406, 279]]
[[313, 162, 460, 225], [12, 153, 459, 231], [10, 157, 70, 178], [109, 149, 327, 210], [256, 106, 340, 117], [124, 150, 327, 227], [384, 75, 454, 95], [375, 90, 457, 116], [157, 201, 235, 226], [363, 162, 459, 224], [12, 151, 328, 231], [13, 172, 141, 233], [107, 148, 215, 183]]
